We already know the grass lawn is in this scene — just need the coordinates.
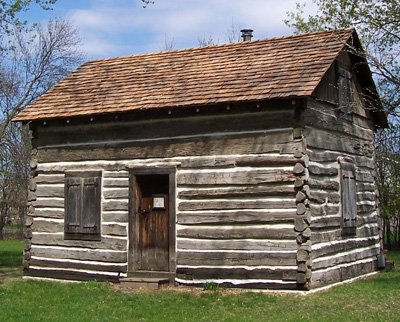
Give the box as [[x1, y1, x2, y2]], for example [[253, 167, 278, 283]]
[[0, 239, 24, 280], [1, 240, 399, 322]]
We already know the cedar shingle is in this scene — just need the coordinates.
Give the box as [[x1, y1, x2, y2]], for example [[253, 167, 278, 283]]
[[14, 29, 355, 122]]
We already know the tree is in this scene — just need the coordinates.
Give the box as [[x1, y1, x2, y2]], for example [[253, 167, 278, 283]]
[[286, 0, 400, 248], [376, 126, 400, 249], [285, 0, 399, 118], [159, 33, 176, 52], [0, 17, 85, 238], [0, 1, 57, 39], [198, 20, 241, 47], [198, 34, 219, 48]]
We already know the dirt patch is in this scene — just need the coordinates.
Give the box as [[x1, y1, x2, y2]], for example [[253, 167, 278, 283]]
[[112, 283, 252, 296]]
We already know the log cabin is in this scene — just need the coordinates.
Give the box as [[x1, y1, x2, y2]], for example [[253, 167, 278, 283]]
[[14, 28, 388, 290]]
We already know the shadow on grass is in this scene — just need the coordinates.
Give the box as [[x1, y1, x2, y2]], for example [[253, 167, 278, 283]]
[[367, 271, 400, 289], [0, 240, 24, 281], [0, 241, 23, 268], [0, 249, 22, 268]]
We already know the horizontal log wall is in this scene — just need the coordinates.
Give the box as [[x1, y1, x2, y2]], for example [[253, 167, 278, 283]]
[[304, 98, 380, 288], [25, 107, 305, 289], [175, 155, 303, 287], [26, 167, 130, 281]]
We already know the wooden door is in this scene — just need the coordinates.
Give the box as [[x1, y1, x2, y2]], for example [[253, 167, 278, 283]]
[[138, 194, 169, 271], [129, 170, 176, 275]]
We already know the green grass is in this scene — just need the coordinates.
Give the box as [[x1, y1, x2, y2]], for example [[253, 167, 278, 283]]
[[1, 239, 399, 321], [0, 239, 23, 280], [3, 222, 24, 230]]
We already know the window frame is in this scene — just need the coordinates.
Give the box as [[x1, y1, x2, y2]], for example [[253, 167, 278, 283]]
[[64, 171, 102, 241]]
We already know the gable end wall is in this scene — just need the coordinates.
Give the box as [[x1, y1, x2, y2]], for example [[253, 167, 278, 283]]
[[303, 95, 380, 289]]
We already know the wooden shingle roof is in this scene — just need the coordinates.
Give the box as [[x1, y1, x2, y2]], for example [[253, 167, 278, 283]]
[[14, 29, 357, 122]]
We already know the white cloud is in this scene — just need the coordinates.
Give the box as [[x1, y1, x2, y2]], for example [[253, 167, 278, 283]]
[[62, 0, 319, 58]]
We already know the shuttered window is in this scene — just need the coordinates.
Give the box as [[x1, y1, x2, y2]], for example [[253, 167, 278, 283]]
[[340, 161, 357, 235], [338, 67, 354, 121], [65, 171, 101, 240]]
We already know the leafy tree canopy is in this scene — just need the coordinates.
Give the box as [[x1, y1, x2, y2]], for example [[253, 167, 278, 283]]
[[285, 0, 400, 118], [0, 1, 56, 33]]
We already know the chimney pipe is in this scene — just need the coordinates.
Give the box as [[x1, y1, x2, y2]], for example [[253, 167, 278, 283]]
[[241, 29, 253, 41]]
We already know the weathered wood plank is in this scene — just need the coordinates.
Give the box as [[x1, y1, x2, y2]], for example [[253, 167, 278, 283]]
[[358, 224, 379, 237], [177, 238, 298, 251], [356, 170, 375, 183], [177, 226, 296, 240], [357, 182, 376, 192], [35, 175, 65, 184], [103, 189, 129, 199], [312, 246, 380, 270], [358, 215, 378, 226], [103, 171, 129, 178], [37, 110, 295, 147], [310, 216, 341, 229], [102, 212, 129, 223], [103, 200, 129, 211], [306, 128, 374, 157], [311, 225, 378, 243], [177, 251, 297, 266], [310, 204, 339, 216], [307, 178, 339, 191], [177, 210, 296, 225], [357, 192, 375, 202], [177, 169, 296, 186], [29, 258, 127, 273], [178, 199, 296, 211], [31, 234, 127, 251], [177, 280, 299, 290], [36, 133, 300, 163], [311, 260, 376, 289], [33, 198, 64, 208], [32, 220, 63, 233], [309, 192, 340, 204], [30, 246, 127, 263], [311, 238, 379, 259], [103, 179, 129, 188], [31, 209, 64, 219], [308, 165, 338, 176], [178, 153, 303, 169], [25, 268, 119, 282], [102, 224, 127, 237], [234, 155, 302, 167], [36, 154, 299, 173], [178, 184, 295, 199], [310, 229, 342, 243], [176, 267, 297, 281], [307, 149, 375, 169], [36, 185, 64, 198], [357, 203, 376, 214], [305, 101, 374, 140]]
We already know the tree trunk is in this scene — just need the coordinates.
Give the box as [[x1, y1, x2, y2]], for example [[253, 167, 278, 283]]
[[397, 217, 400, 249], [385, 217, 391, 250], [0, 216, 5, 240]]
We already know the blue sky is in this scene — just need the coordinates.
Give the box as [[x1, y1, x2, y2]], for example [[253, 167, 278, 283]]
[[20, 0, 317, 61]]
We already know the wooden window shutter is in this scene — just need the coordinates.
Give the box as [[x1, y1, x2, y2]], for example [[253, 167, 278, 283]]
[[338, 67, 354, 120], [82, 176, 101, 234], [340, 161, 357, 234], [65, 177, 82, 234], [65, 171, 101, 240]]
